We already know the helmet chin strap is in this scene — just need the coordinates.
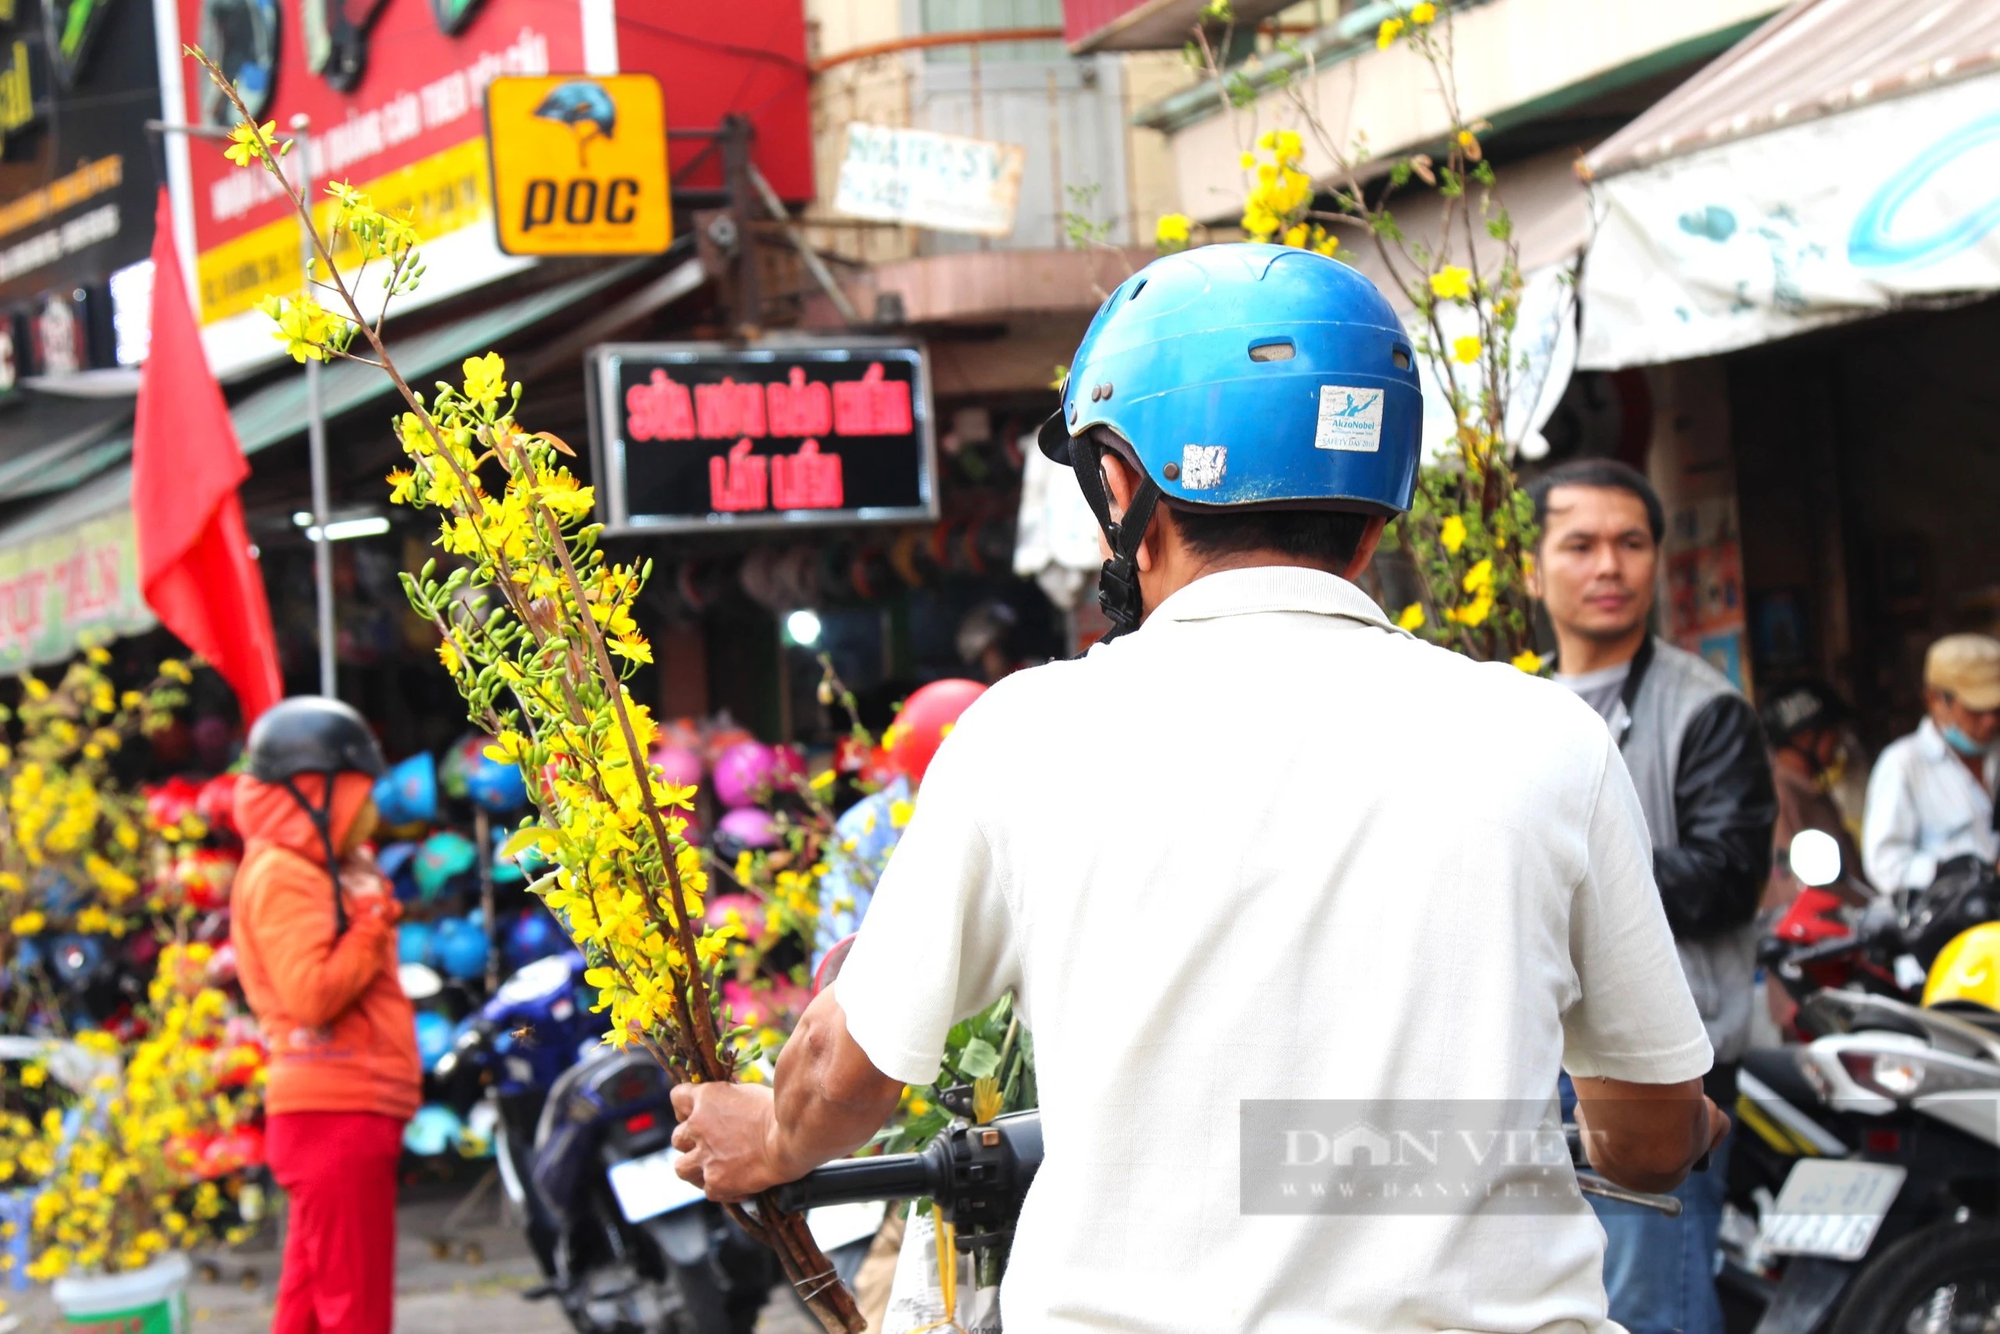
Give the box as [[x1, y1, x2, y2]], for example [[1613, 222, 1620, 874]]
[[280, 774, 350, 938], [1067, 434, 1161, 642]]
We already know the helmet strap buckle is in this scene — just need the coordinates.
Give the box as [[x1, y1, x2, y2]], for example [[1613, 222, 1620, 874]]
[[1067, 433, 1160, 643]]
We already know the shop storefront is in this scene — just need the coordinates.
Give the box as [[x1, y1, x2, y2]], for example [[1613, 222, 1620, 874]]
[[1572, 0, 2000, 742]]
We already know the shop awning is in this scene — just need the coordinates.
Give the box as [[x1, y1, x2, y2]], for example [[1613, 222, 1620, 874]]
[[1578, 0, 2000, 368], [0, 257, 671, 672]]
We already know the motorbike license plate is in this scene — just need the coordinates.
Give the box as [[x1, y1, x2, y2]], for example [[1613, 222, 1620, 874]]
[[607, 1146, 708, 1224], [1759, 1160, 1907, 1261]]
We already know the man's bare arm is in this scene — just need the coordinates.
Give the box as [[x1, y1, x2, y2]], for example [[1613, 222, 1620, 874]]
[[671, 987, 905, 1201], [1572, 1075, 1729, 1194]]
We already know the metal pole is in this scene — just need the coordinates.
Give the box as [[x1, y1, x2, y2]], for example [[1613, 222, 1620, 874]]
[[292, 115, 336, 698]]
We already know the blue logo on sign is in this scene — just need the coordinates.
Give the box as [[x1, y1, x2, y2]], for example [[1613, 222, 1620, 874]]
[[1848, 109, 2000, 270], [1327, 390, 1380, 418]]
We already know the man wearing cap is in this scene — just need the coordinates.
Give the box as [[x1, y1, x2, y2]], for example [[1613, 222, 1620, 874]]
[[1863, 634, 2000, 892]]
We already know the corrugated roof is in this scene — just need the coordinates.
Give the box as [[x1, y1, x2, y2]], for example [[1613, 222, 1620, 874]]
[[1586, 0, 2000, 177]]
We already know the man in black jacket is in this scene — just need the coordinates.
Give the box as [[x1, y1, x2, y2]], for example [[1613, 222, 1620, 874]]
[[1527, 458, 1776, 1334]]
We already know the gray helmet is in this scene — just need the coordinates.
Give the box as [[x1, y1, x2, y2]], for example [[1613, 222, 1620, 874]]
[[246, 697, 386, 783]]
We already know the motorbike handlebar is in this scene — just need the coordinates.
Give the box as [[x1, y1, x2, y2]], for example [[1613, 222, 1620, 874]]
[[775, 1149, 937, 1213]]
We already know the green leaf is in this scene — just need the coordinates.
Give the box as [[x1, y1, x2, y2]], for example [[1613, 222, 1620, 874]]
[[501, 826, 549, 858], [958, 1037, 1001, 1080]]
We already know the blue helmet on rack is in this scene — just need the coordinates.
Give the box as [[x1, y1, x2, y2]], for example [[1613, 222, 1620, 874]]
[[1038, 243, 1421, 637]]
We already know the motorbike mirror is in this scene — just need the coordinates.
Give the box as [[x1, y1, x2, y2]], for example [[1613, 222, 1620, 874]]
[[1790, 829, 1843, 888], [399, 962, 444, 1000]]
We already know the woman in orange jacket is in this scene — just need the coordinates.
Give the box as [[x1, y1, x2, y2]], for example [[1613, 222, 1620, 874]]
[[232, 698, 419, 1334]]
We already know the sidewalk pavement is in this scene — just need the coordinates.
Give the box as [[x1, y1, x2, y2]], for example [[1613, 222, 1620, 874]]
[[3, 1182, 822, 1333]]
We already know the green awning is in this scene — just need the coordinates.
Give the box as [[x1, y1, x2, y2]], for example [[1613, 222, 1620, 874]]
[[0, 259, 652, 507]]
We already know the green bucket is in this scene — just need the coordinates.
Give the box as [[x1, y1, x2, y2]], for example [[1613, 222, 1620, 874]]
[[51, 1253, 190, 1334]]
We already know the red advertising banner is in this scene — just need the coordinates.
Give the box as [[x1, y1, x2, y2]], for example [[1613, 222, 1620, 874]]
[[161, 2, 810, 374]]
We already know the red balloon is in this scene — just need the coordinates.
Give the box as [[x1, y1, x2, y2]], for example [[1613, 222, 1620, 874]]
[[885, 679, 986, 786]]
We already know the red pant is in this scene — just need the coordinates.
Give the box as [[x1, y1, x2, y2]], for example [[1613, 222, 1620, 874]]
[[267, 1111, 404, 1334]]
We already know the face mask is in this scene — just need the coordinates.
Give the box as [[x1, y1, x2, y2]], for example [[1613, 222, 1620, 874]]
[[1942, 724, 1994, 759]]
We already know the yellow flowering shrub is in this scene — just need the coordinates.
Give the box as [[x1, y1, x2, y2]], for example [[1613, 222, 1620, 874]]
[[0, 652, 188, 1004], [1187, 1, 1542, 668], [191, 42, 864, 1331], [1, 944, 261, 1279]]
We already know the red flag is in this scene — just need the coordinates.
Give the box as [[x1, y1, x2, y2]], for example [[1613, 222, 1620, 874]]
[[133, 187, 284, 722]]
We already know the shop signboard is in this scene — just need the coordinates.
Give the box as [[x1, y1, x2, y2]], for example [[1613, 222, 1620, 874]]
[[0, 0, 157, 370], [0, 508, 155, 674], [159, 0, 589, 378], [587, 339, 938, 534], [832, 124, 1026, 237], [486, 73, 671, 256]]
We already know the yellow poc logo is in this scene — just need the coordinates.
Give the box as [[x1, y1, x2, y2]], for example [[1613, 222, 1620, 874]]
[[486, 74, 672, 256]]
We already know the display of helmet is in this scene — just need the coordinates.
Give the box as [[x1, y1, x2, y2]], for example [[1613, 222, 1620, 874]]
[[464, 751, 528, 815], [195, 773, 243, 838], [713, 741, 778, 809], [714, 806, 779, 857], [505, 906, 566, 969], [1039, 245, 1421, 635], [438, 734, 486, 800], [649, 744, 704, 790], [413, 831, 477, 900], [377, 841, 422, 900], [414, 1010, 454, 1069], [403, 1103, 465, 1156], [432, 916, 490, 982], [373, 752, 439, 828], [886, 679, 986, 785], [246, 697, 387, 783], [1759, 679, 1851, 749], [397, 921, 435, 966], [1925, 922, 2000, 1012]]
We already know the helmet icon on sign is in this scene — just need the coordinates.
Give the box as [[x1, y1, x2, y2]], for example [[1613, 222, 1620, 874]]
[[533, 81, 618, 169]]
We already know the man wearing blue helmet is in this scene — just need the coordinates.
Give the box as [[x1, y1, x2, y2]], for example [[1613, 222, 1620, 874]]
[[669, 244, 1724, 1332]]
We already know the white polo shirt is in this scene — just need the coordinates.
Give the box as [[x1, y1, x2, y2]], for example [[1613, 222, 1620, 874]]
[[836, 566, 1711, 1334]]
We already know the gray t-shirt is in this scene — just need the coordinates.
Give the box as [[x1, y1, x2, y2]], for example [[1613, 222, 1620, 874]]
[[1556, 661, 1632, 725]]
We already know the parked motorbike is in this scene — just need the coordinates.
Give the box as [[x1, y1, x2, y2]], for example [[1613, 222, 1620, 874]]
[[434, 951, 881, 1333], [1726, 833, 2000, 1334]]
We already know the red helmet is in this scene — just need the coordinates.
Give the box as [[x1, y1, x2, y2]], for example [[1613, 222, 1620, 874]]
[[884, 679, 986, 786]]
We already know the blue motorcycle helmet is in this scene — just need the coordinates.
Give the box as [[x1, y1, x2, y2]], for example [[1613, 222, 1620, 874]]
[[1038, 243, 1421, 637]]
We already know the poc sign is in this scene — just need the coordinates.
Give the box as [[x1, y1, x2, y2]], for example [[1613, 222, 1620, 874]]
[[485, 74, 671, 256]]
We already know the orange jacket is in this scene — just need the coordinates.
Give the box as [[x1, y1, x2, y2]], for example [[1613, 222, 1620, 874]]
[[230, 773, 420, 1122]]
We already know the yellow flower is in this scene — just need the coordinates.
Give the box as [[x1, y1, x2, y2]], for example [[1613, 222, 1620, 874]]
[[223, 120, 278, 167], [10, 911, 44, 936], [160, 658, 192, 683], [1462, 558, 1494, 593], [1395, 603, 1426, 631], [1452, 335, 1480, 364], [437, 640, 462, 675], [1377, 16, 1404, 46], [1511, 649, 1545, 674], [1448, 591, 1494, 627], [20, 1064, 44, 1088], [1283, 223, 1309, 248], [1154, 213, 1191, 246], [1411, 2, 1437, 23], [1439, 514, 1468, 553], [1239, 152, 1256, 169], [889, 799, 914, 829], [1430, 266, 1472, 301], [462, 352, 508, 410]]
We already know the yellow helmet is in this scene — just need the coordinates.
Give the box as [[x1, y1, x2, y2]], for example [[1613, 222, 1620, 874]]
[[1924, 922, 2000, 1009]]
